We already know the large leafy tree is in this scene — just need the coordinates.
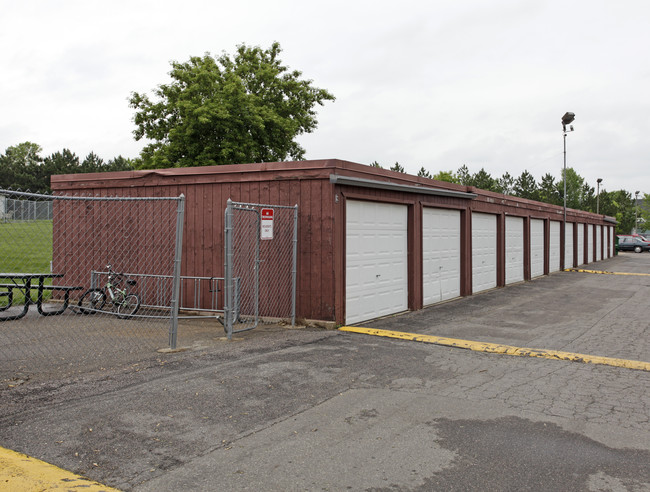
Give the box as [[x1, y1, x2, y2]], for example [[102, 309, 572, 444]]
[[129, 42, 335, 169], [557, 167, 588, 210], [599, 190, 635, 233], [0, 142, 45, 192], [431, 170, 460, 183]]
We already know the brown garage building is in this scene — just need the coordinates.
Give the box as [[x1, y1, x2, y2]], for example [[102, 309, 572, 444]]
[[51, 159, 616, 325]]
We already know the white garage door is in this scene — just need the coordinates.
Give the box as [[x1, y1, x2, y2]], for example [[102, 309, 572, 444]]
[[505, 216, 524, 284], [346, 200, 408, 324], [587, 224, 594, 263], [596, 225, 602, 261], [530, 219, 544, 278], [576, 224, 585, 265], [423, 208, 461, 305], [472, 213, 497, 293], [549, 221, 561, 272], [565, 222, 574, 269]]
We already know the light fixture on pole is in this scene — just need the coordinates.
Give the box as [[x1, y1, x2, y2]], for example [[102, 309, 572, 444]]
[[635, 190, 640, 233], [561, 112, 575, 226], [596, 178, 602, 214]]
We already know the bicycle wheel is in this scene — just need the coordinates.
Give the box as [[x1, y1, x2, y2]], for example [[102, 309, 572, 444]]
[[117, 294, 140, 319], [78, 289, 106, 314]]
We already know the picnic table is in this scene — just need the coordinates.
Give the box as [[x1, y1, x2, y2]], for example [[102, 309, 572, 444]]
[[0, 273, 83, 321]]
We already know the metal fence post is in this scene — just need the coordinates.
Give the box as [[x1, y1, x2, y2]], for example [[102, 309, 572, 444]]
[[169, 194, 185, 350], [291, 204, 298, 328]]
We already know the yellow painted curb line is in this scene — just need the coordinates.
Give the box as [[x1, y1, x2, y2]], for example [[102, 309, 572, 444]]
[[339, 326, 650, 372], [565, 268, 650, 276], [0, 446, 121, 491]]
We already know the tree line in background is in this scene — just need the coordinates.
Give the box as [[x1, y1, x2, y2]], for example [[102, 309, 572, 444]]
[[0, 142, 135, 194], [1, 141, 646, 233], [0, 40, 645, 233], [372, 161, 648, 234]]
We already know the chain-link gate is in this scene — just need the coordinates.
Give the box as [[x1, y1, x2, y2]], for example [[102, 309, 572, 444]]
[[0, 189, 184, 383], [223, 200, 298, 339]]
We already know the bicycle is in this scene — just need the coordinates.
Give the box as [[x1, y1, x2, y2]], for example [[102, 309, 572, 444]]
[[78, 265, 141, 318]]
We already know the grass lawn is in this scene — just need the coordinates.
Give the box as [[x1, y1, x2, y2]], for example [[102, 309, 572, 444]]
[[0, 220, 53, 306]]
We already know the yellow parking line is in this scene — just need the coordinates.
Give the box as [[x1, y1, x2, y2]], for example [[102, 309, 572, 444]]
[[0, 446, 121, 491], [339, 326, 650, 372], [565, 268, 650, 276]]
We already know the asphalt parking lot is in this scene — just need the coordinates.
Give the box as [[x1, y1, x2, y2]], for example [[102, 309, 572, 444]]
[[1, 252, 649, 491]]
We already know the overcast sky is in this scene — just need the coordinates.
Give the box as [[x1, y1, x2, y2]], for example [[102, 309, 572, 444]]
[[2, 0, 649, 193]]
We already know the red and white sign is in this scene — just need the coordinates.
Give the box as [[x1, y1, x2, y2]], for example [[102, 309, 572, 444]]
[[261, 208, 274, 240]]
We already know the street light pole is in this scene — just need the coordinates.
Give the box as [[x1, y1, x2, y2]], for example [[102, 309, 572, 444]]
[[561, 112, 575, 226], [597, 178, 602, 214], [635, 190, 640, 233]]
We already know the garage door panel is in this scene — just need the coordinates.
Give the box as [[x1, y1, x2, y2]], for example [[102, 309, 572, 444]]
[[472, 213, 497, 293], [531, 219, 544, 278], [565, 222, 574, 269], [423, 208, 460, 305], [505, 216, 524, 284], [549, 221, 561, 272], [577, 225, 585, 265], [346, 200, 408, 324]]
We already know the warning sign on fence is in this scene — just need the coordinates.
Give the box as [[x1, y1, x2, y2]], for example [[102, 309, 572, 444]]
[[261, 208, 274, 240]]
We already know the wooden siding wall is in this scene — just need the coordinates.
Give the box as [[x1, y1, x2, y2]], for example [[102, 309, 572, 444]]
[[52, 172, 337, 321]]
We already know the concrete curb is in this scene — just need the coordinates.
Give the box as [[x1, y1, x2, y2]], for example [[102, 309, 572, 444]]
[[565, 268, 650, 276], [339, 326, 650, 372], [0, 446, 121, 491]]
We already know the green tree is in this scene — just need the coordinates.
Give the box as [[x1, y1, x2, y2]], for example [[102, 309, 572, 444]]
[[456, 165, 471, 185], [557, 167, 587, 210], [417, 166, 432, 178], [581, 183, 596, 212], [497, 172, 514, 195], [599, 190, 635, 233], [129, 42, 335, 169], [470, 168, 499, 192], [431, 170, 460, 183], [513, 170, 539, 200], [640, 193, 650, 231], [390, 162, 405, 173], [538, 173, 560, 206], [80, 152, 104, 173], [42, 149, 81, 177], [369, 161, 382, 168], [105, 156, 135, 172], [0, 142, 45, 192]]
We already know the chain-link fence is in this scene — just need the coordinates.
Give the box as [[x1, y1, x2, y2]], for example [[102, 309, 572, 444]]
[[0, 194, 53, 221], [224, 200, 297, 339], [0, 189, 185, 383]]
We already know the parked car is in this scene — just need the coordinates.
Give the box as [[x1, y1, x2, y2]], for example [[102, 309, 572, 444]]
[[616, 236, 650, 253], [617, 234, 650, 243]]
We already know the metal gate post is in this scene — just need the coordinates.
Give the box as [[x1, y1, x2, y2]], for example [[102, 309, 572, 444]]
[[224, 199, 234, 339], [169, 194, 185, 350]]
